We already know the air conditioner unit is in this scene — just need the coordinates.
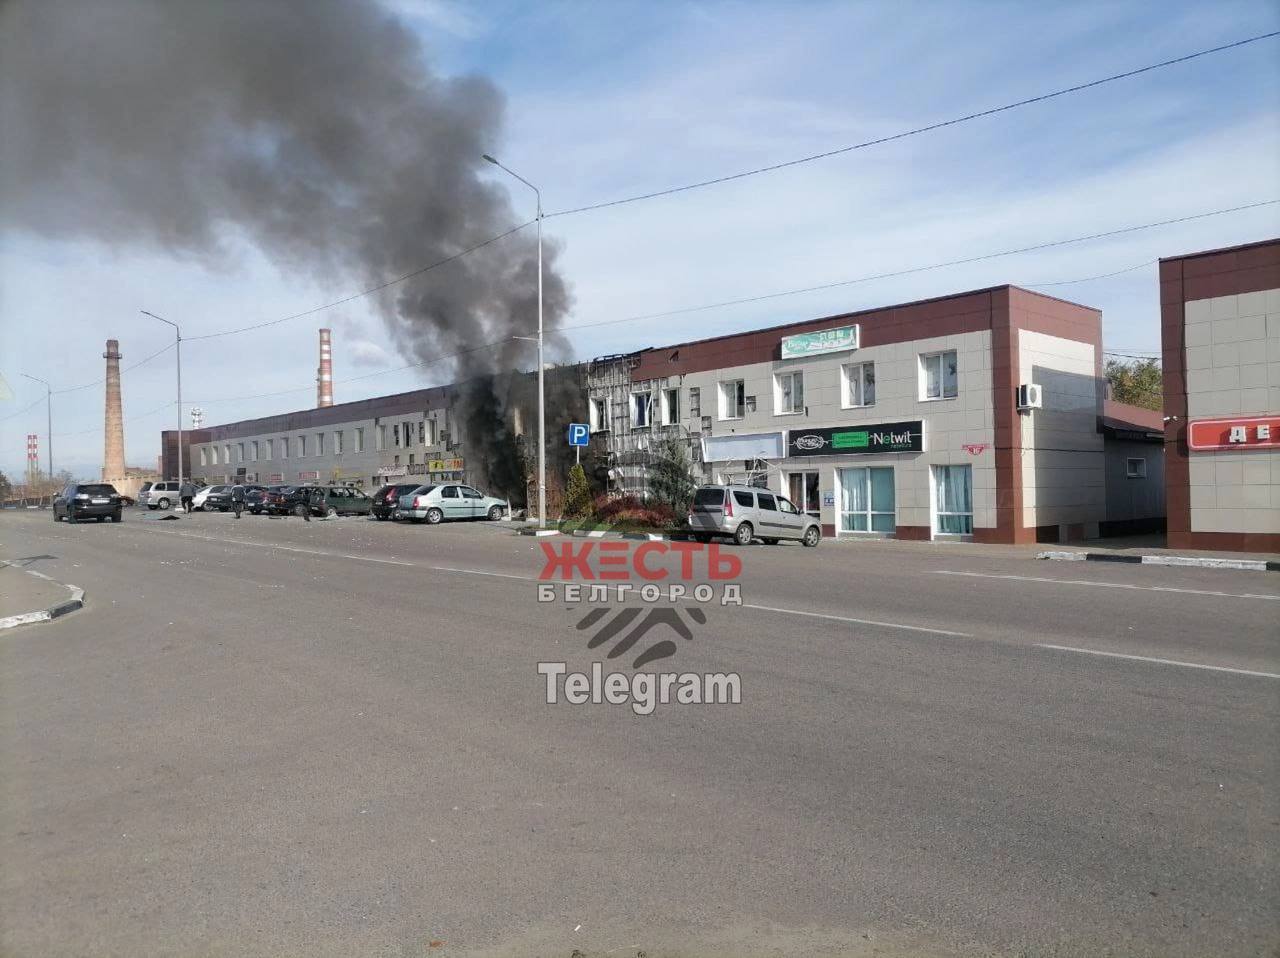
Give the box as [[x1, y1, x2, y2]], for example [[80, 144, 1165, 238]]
[[1016, 383, 1043, 410]]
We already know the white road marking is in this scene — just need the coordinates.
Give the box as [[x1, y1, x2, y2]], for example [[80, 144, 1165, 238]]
[[146, 530, 417, 566], [933, 570, 1280, 601], [743, 603, 971, 637], [1037, 644, 1280, 680], [431, 565, 538, 581]]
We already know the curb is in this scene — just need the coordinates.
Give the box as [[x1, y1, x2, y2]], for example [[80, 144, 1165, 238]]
[[0, 567, 86, 630], [1037, 550, 1279, 573], [530, 528, 697, 541]]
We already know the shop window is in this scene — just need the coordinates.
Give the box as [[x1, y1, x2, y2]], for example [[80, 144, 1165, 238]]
[[661, 387, 680, 426], [199, 448, 208, 468], [354, 427, 364, 453], [839, 467, 895, 533], [775, 371, 804, 414], [1126, 458, 1147, 478], [788, 471, 821, 517], [920, 350, 958, 400], [933, 464, 973, 535], [719, 379, 745, 420], [263, 439, 272, 460], [842, 361, 876, 408], [334, 431, 343, 456], [631, 392, 652, 428]]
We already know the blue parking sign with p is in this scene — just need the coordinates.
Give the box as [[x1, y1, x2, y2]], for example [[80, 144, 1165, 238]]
[[567, 423, 590, 447]]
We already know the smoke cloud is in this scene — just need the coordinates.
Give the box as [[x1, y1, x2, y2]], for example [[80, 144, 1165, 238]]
[[0, 0, 571, 375]]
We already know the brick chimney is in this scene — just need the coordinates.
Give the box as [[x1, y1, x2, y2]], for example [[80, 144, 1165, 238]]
[[103, 339, 125, 481], [317, 328, 333, 407]]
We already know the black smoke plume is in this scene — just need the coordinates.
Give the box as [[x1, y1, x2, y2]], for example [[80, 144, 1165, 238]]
[[0, 0, 577, 499]]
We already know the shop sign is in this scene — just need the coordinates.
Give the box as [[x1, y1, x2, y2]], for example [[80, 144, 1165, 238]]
[[780, 324, 859, 360], [375, 465, 407, 477], [297, 470, 319, 481], [787, 420, 924, 457], [268, 473, 283, 482], [428, 457, 464, 472], [1188, 415, 1279, 452], [407, 462, 429, 475]]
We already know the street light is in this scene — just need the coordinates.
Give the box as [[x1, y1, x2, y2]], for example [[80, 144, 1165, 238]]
[[141, 310, 183, 484], [483, 153, 546, 528], [20, 373, 51, 479]]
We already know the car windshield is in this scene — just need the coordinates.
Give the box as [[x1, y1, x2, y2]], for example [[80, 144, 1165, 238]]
[[693, 488, 725, 506], [78, 484, 117, 496], [410, 485, 436, 496]]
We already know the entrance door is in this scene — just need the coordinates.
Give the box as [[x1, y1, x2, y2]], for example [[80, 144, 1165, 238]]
[[837, 467, 895, 533], [932, 465, 973, 535], [787, 471, 821, 518]]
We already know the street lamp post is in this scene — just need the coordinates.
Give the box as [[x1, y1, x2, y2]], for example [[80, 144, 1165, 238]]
[[21, 373, 52, 479], [141, 310, 183, 484], [483, 153, 546, 528]]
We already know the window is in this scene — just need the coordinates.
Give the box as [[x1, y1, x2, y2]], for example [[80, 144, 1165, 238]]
[[199, 447, 208, 467], [719, 379, 745, 420], [920, 350, 958, 400], [839, 467, 895, 533], [251, 441, 259, 462], [418, 421, 425, 445], [461, 486, 482, 499], [298, 435, 307, 458], [442, 486, 458, 499], [393, 455, 400, 467], [933, 464, 973, 535], [775, 371, 805, 414], [280, 437, 289, 459], [589, 397, 609, 432], [661, 388, 679, 426], [788, 471, 821, 517], [631, 392, 652, 428], [354, 427, 364, 453], [237, 443, 245, 463], [210, 446, 219, 465], [688, 387, 701, 419], [376, 424, 386, 451], [842, 361, 876, 407], [334, 431, 343, 456], [403, 421, 413, 446], [756, 492, 777, 510], [1126, 458, 1147, 478], [408, 454, 415, 466], [223, 444, 231, 465], [263, 439, 272, 460], [732, 491, 754, 508], [316, 433, 324, 456], [393, 424, 400, 447]]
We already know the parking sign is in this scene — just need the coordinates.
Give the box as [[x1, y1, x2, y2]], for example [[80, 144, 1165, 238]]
[[567, 423, 590, 447]]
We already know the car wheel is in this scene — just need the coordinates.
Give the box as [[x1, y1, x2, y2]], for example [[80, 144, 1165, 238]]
[[148, 504, 158, 510], [733, 522, 754, 546], [66, 513, 76, 524], [425, 507, 443, 525], [693, 533, 712, 543], [762, 537, 780, 545], [487, 505, 503, 521], [111, 511, 122, 523], [802, 526, 821, 548], [325, 506, 338, 519], [157, 497, 171, 510], [374, 513, 387, 521], [53, 509, 61, 522], [294, 504, 308, 517]]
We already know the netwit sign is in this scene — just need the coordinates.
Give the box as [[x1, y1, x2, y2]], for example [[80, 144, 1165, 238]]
[[786, 420, 924, 457]]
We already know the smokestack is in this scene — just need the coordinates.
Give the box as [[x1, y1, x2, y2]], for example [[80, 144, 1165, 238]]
[[317, 328, 333, 408], [26, 433, 38, 484], [103, 339, 125, 481]]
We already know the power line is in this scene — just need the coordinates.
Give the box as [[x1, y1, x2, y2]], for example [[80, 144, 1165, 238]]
[[0, 397, 45, 424], [184, 221, 534, 342], [558, 199, 1278, 333], [546, 32, 1280, 218], [1026, 259, 1156, 287], [52, 399, 176, 438], [49, 341, 178, 396]]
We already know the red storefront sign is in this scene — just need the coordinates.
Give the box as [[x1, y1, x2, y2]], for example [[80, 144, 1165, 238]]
[[1187, 415, 1279, 452]]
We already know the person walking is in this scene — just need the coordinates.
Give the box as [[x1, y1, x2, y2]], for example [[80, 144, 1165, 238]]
[[231, 483, 246, 519], [299, 486, 316, 522], [179, 480, 195, 514]]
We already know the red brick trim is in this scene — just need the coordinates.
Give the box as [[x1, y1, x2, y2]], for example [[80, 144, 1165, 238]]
[[1168, 531, 1280, 552], [894, 525, 931, 541]]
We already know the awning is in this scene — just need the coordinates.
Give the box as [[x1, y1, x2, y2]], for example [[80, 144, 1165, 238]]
[[701, 432, 785, 462]]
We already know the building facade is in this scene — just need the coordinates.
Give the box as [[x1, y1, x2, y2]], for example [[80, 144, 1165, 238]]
[[587, 285, 1109, 543], [1160, 238, 1280, 552]]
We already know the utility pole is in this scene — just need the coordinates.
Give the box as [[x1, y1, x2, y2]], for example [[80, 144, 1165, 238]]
[[141, 310, 183, 483], [20, 373, 52, 478]]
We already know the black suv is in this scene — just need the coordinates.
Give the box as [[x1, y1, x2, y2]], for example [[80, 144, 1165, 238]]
[[371, 483, 420, 521], [53, 483, 124, 523]]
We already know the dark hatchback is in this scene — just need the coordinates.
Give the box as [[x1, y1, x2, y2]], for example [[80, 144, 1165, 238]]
[[53, 483, 125, 523], [205, 484, 264, 511], [247, 485, 286, 514], [371, 483, 420, 521], [259, 486, 300, 516]]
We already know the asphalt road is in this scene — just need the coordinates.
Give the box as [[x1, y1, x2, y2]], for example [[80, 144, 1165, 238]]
[[2, 508, 1277, 958]]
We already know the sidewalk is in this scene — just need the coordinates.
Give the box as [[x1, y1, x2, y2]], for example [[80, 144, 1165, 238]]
[[0, 563, 85, 628]]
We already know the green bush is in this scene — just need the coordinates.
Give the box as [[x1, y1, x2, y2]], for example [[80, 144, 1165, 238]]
[[562, 463, 593, 518]]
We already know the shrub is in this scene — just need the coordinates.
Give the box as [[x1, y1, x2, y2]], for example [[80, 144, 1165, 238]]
[[562, 463, 592, 518]]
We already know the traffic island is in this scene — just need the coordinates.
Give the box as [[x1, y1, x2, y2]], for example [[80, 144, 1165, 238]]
[[0, 563, 86, 630]]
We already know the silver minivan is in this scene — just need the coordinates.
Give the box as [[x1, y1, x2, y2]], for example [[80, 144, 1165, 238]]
[[689, 484, 821, 547]]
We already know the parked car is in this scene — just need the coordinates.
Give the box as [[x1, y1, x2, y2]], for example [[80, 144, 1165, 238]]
[[259, 486, 297, 516], [53, 482, 124, 523], [371, 483, 421, 521], [396, 483, 508, 524], [142, 481, 181, 510], [688, 484, 821, 547], [192, 484, 228, 511], [205, 484, 263, 511], [247, 485, 286, 514], [136, 481, 153, 505]]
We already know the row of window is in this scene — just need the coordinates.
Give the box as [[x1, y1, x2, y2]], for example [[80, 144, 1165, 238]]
[[196, 417, 447, 468], [592, 349, 960, 431]]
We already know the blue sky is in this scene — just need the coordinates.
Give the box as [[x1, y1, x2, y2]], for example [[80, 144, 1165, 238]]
[[2, 0, 1278, 478]]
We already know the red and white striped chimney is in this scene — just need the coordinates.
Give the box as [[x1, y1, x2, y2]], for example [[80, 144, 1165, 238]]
[[317, 328, 333, 407]]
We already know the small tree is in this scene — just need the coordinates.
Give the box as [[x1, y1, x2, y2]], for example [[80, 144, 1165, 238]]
[[648, 436, 696, 516], [1106, 357, 1162, 411], [0, 470, 10, 500], [562, 462, 592, 518]]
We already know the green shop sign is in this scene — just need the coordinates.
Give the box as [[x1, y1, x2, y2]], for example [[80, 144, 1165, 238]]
[[780, 324, 859, 359], [787, 420, 924, 457]]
